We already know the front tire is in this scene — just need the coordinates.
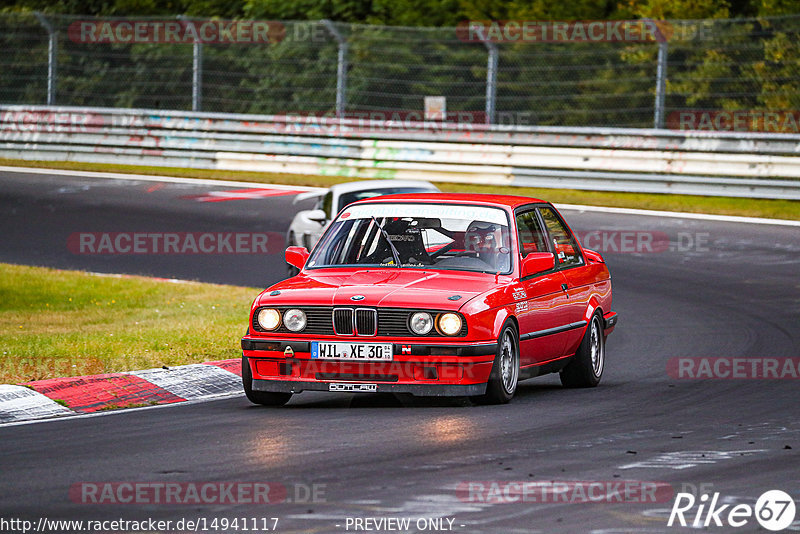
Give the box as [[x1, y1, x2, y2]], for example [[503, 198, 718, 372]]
[[242, 356, 292, 406], [560, 313, 604, 388], [471, 322, 519, 405]]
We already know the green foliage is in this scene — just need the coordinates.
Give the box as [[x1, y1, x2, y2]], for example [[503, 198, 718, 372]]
[[2, 0, 791, 21]]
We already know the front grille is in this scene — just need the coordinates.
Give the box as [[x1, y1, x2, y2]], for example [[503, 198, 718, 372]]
[[334, 308, 376, 336], [377, 309, 414, 336], [355, 308, 377, 336], [333, 308, 353, 335], [252, 306, 466, 337]]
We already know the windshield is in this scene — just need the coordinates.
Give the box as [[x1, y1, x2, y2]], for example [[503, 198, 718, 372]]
[[306, 203, 512, 274], [336, 187, 436, 212]]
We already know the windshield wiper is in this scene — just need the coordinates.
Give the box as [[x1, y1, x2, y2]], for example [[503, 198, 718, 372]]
[[370, 216, 402, 267]]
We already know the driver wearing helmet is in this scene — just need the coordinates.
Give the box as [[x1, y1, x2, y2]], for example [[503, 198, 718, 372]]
[[465, 221, 510, 272]]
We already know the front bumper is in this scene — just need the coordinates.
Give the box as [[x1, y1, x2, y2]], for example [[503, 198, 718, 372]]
[[602, 311, 618, 335], [252, 379, 486, 396], [242, 337, 497, 396]]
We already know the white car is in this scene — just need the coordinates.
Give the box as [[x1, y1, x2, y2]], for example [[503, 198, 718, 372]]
[[286, 180, 440, 274]]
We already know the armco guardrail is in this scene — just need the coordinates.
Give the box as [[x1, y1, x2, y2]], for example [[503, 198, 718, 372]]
[[2, 105, 800, 199]]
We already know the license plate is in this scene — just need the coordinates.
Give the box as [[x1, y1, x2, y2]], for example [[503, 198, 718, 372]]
[[329, 383, 377, 392], [311, 341, 393, 361]]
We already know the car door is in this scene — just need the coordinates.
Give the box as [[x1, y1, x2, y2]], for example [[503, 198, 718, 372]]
[[514, 207, 571, 367], [537, 205, 592, 356]]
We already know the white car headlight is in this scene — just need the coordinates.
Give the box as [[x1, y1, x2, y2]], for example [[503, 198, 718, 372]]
[[409, 312, 433, 335], [438, 313, 462, 336], [257, 308, 281, 331], [283, 308, 307, 332]]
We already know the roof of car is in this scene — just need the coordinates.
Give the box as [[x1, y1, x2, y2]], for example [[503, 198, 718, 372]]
[[350, 192, 547, 208], [327, 179, 439, 195]]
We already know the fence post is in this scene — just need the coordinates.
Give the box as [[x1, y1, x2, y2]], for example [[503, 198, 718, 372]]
[[34, 12, 57, 106], [484, 42, 498, 125], [654, 41, 668, 129], [322, 20, 348, 118], [179, 16, 202, 112]]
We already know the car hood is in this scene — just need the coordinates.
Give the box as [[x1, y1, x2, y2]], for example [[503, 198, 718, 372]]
[[257, 269, 502, 310]]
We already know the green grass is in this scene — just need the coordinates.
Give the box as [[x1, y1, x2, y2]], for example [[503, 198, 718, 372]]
[[0, 263, 257, 384], [2, 158, 798, 221]]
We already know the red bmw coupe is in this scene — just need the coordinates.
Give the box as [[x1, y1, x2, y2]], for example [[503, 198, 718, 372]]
[[241, 193, 617, 405]]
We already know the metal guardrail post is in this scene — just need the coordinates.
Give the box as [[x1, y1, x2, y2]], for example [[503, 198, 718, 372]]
[[654, 41, 668, 129], [322, 20, 348, 119], [179, 16, 202, 112], [484, 42, 498, 126], [34, 12, 57, 106], [320, 19, 349, 119]]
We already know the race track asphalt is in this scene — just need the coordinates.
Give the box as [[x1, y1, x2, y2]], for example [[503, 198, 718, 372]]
[[1, 168, 798, 533]]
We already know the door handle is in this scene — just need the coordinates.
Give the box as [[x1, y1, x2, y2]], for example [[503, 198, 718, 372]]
[[561, 283, 569, 291]]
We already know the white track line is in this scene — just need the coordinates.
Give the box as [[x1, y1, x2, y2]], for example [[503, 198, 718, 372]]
[[0, 165, 322, 192], [555, 202, 800, 227], [2, 165, 796, 226]]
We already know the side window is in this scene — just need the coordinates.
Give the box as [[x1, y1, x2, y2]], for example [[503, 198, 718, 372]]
[[538, 206, 583, 267], [321, 192, 333, 219], [515, 209, 547, 258]]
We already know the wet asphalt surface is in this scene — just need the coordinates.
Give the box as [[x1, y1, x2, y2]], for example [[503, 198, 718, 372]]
[[1, 168, 798, 533]]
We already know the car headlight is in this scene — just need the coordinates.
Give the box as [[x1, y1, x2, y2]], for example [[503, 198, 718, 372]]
[[257, 308, 281, 331], [283, 308, 307, 332], [409, 312, 433, 335], [438, 313, 462, 336]]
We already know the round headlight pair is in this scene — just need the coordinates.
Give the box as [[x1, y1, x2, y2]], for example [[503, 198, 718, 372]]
[[256, 308, 306, 332], [409, 312, 462, 336]]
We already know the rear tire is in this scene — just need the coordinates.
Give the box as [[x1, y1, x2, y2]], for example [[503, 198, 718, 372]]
[[242, 356, 292, 406], [471, 322, 519, 405], [560, 313, 604, 388]]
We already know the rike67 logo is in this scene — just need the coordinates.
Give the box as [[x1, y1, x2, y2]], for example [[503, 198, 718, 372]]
[[668, 489, 796, 531]]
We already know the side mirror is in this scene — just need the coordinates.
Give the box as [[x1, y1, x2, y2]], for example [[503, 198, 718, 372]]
[[582, 248, 605, 264], [285, 246, 310, 270], [306, 209, 327, 223], [521, 252, 555, 277]]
